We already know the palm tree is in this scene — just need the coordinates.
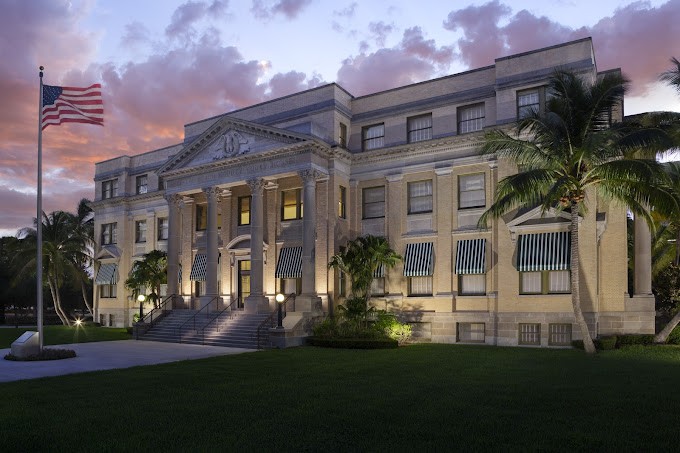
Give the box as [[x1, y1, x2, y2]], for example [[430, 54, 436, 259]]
[[71, 198, 95, 316], [13, 211, 93, 326], [125, 250, 168, 309], [660, 57, 680, 94], [480, 70, 674, 353]]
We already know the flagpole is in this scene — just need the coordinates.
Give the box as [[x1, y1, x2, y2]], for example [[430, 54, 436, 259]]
[[37, 66, 44, 351]]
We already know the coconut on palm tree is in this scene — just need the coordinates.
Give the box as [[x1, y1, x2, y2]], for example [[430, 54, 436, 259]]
[[480, 69, 674, 353]]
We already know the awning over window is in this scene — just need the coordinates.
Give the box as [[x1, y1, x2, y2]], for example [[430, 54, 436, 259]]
[[95, 263, 118, 284], [189, 254, 207, 281], [403, 242, 434, 277], [455, 238, 486, 274], [374, 263, 385, 278], [517, 232, 571, 272], [275, 247, 302, 279]]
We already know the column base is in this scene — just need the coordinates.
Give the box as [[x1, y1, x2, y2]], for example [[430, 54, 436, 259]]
[[294, 294, 322, 313], [245, 294, 271, 314]]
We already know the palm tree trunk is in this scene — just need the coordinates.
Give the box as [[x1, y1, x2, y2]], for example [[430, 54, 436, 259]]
[[571, 205, 596, 354], [675, 230, 680, 266], [81, 280, 93, 316], [48, 277, 70, 326], [655, 309, 680, 343]]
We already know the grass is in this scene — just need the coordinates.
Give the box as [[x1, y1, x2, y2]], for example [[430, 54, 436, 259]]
[[1, 345, 680, 451], [0, 325, 131, 348]]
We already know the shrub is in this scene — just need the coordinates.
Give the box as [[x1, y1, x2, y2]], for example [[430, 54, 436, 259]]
[[595, 336, 618, 350], [372, 312, 412, 345], [4, 348, 76, 361], [616, 334, 655, 346], [307, 337, 398, 349], [666, 326, 680, 345]]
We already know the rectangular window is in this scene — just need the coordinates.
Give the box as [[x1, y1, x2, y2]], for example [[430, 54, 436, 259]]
[[99, 284, 117, 298], [408, 180, 433, 214], [135, 220, 147, 243], [101, 223, 117, 245], [521, 271, 571, 294], [519, 323, 541, 345], [520, 271, 542, 294], [548, 270, 571, 293], [371, 277, 386, 296], [102, 179, 118, 199], [408, 276, 432, 296], [339, 122, 347, 148], [362, 123, 384, 150], [281, 189, 303, 220], [458, 323, 485, 343], [407, 114, 432, 143], [549, 323, 573, 346], [239, 196, 251, 226], [459, 274, 486, 295], [338, 186, 347, 219], [459, 173, 486, 209], [517, 88, 541, 119], [196, 205, 207, 231], [136, 175, 148, 194], [157, 218, 168, 240], [458, 104, 485, 134], [362, 186, 385, 219], [109, 314, 115, 327]]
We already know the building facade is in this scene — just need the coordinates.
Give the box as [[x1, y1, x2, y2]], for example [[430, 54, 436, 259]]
[[91, 37, 655, 346]]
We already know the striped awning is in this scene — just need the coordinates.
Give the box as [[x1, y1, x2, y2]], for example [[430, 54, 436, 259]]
[[517, 232, 571, 272], [455, 238, 486, 274], [189, 254, 207, 281], [374, 263, 385, 278], [275, 247, 302, 278], [403, 242, 434, 277], [95, 263, 118, 284]]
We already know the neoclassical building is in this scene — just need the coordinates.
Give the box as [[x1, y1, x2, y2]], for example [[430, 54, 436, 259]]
[[91, 37, 655, 346]]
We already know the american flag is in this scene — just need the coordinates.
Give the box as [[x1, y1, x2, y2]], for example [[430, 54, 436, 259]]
[[41, 84, 103, 129]]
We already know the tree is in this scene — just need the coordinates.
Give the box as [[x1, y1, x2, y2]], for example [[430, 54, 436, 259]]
[[660, 57, 680, 94], [13, 211, 93, 326], [125, 250, 168, 309], [72, 198, 95, 316], [328, 235, 401, 320], [480, 70, 674, 353]]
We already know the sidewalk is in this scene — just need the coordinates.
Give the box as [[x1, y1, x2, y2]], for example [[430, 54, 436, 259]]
[[0, 340, 255, 383]]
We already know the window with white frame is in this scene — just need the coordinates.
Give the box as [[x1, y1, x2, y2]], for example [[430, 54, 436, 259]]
[[101, 223, 117, 245], [135, 220, 146, 243], [407, 114, 432, 143], [362, 186, 385, 219], [408, 180, 433, 214], [519, 323, 541, 345], [157, 218, 168, 240], [102, 179, 118, 199], [99, 284, 117, 298], [458, 104, 485, 134], [136, 175, 148, 194], [459, 173, 485, 209], [549, 324, 572, 346], [362, 123, 384, 150], [520, 270, 571, 294], [408, 276, 432, 296], [517, 88, 541, 119], [460, 274, 486, 295], [281, 189, 303, 220]]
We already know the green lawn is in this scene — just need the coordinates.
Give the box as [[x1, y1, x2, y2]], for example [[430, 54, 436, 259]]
[[2, 344, 680, 451], [0, 325, 131, 348]]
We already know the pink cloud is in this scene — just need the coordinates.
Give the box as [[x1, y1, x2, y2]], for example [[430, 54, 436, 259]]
[[251, 0, 312, 20]]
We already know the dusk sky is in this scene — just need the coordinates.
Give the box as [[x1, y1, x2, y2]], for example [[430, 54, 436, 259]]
[[1, 0, 679, 236]]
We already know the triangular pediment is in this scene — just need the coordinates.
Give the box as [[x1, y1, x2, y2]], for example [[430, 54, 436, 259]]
[[158, 116, 313, 174], [96, 246, 121, 260], [505, 205, 576, 229]]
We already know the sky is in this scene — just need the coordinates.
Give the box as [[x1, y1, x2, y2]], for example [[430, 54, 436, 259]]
[[1, 0, 679, 237]]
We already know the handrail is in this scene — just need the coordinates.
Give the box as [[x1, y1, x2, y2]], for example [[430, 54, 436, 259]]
[[141, 294, 177, 327], [176, 295, 219, 342], [256, 293, 296, 349], [200, 297, 240, 344]]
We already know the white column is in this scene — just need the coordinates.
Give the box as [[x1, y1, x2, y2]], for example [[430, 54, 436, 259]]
[[203, 187, 221, 305], [245, 178, 269, 313], [634, 215, 653, 295], [165, 194, 182, 299], [297, 169, 322, 312]]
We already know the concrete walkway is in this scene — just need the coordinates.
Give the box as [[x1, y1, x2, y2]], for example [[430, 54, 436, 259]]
[[0, 340, 255, 383]]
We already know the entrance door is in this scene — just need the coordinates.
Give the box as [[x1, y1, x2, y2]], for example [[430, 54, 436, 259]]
[[237, 260, 251, 308]]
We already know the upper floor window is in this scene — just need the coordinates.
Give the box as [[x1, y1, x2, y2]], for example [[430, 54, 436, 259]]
[[136, 175, 148, 194], [458, 104, 485, 134], [459, 173, 486, 209], [101, 223, 117, 245], [282, 189, 303, 221], [407, 114, 432, 143], [239, 196, 251, 226], [408, 180, 433, 214], [157, 218, 168, 240], [517, 88, 541, 119], [135, 220, 147, 243], [102, 179, 118, 199], [339, 122, 347, 148], [362, 123, 384, 151], [338, 186, 347, 219], [196, 205, 207, 231], [362, 186, 385, 219]]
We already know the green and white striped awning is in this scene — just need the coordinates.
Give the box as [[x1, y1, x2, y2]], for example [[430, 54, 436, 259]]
[[95, 263, 118, 284], [517, 232, 571, 272], [403, 242, 434, 277], [189, 254, 207, 281], [455, 239, 486, 274], [275, 247, 302, 279], [374, 263, 385, 278]]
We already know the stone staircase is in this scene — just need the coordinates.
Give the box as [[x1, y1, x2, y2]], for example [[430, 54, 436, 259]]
[[139, 309, 273, 349]]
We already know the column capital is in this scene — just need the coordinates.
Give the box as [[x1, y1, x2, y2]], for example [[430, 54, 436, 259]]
[[202, 186, 222, 203], [299, 169, 324, 185], [164, 193, 184, 208], [246, 178, 267, 194]]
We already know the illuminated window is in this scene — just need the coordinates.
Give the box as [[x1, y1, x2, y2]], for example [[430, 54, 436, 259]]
[[282, 189, 302, 220], [239, 196, 251, 226], [338, 186, 347, 219]]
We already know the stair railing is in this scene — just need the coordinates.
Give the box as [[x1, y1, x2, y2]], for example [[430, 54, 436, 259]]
[[175, 296, 219, 343], [199, 297, 240, 344], [141, 294, 177, 327], [256, 293, 296, 349]]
